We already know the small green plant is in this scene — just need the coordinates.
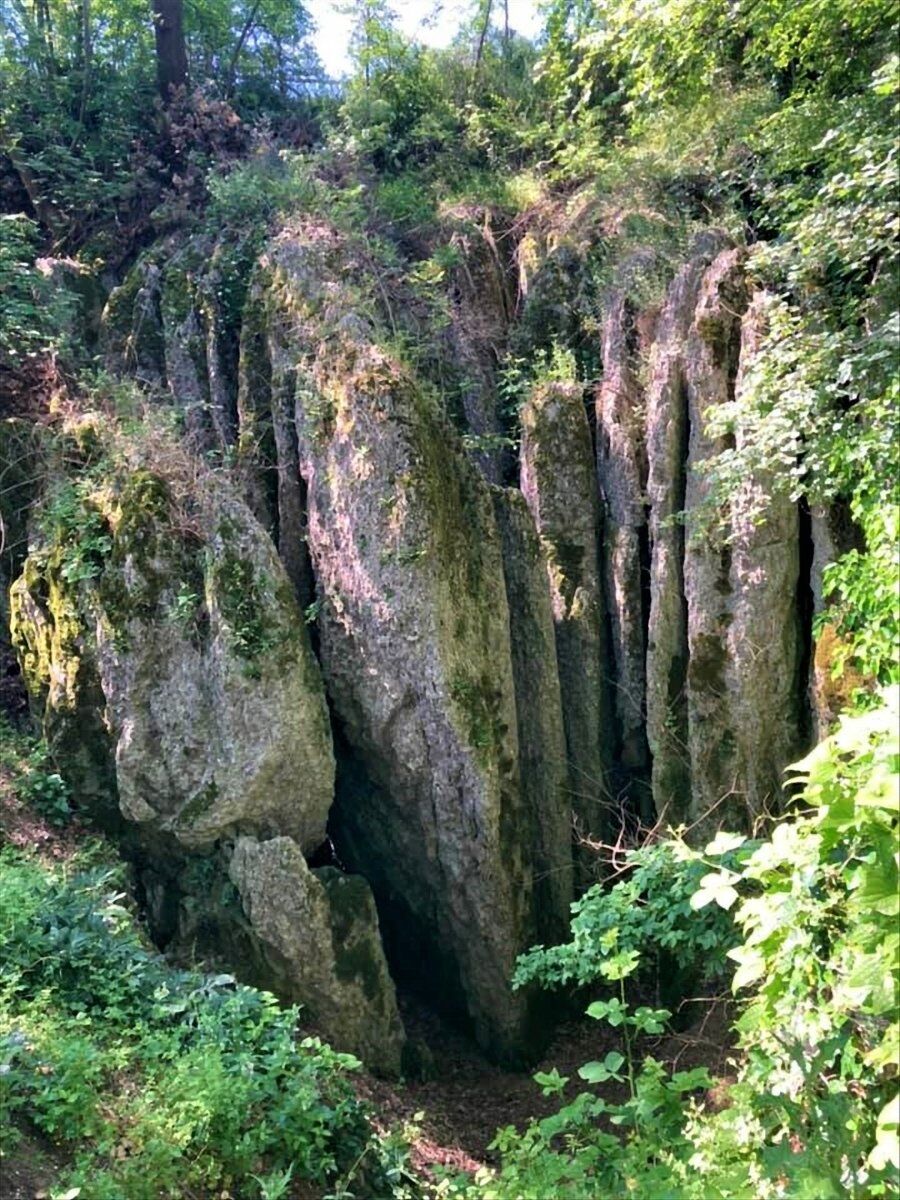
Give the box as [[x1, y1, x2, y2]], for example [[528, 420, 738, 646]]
[[17, 751, 72, 827]]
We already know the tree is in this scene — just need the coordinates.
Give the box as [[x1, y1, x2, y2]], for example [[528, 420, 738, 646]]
[[151, 0, 188, 99]]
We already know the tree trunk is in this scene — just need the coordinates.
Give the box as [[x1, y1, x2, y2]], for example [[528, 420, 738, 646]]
[[151, 0, 188, 101], [474, 0, 492, 74]]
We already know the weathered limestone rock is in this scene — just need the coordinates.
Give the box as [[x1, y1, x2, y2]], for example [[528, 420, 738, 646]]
[[645, 239, 728, 824], [491, 487, 573, 941], [647, 246, 808, 834], [596, 291, 654, 819], [237, 275, 314, 608], [100, 252, 167, 386], [250, 221, 562, 1061], [443, 206, 517, 483], [681, 248, 752, 829], [159, 240, 242, 452], [229, 836, 405, 1076], [10, 456, 334, 852], [720, 290, 804, 828], [101, 238, 246, 452], [520, 380, 612, 845]]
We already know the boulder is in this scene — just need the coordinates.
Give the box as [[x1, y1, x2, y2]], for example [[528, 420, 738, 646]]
[[229, 836, 405, 1076], [10, 453, 334, 852]]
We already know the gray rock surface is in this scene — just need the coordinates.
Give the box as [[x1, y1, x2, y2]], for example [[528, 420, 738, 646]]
[[10, 461, 333, 853], [492, 487, 573, 941], [520, 379, 611, 848], [250, 221, 560, 1060], [229, 836, 405, 1075], [596, 291, 653, 818]]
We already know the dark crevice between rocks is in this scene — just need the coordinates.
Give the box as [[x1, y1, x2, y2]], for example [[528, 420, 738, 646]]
[[795, 497, 816, 748], [635, 516, 655, 824], [669, 372, 693, 803], [327, 723, 476, 1043]]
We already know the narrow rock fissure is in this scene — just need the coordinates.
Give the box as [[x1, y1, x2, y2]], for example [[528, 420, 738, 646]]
[[328, 723, 474, 1039], [795, 497, 815, 747]]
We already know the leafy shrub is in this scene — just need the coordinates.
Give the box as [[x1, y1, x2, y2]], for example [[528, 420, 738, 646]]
[[15, 745, 71, 827], [0, 852, 414, 1199], [514, 838, 741, 1003], [0, 215, 72, 366], [447, 691, 899, 1199]]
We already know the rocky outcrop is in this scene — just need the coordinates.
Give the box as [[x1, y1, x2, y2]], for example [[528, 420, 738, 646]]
[[442, 206, 517, 483], [491, 487, 573, 941], [681, 248, 753, 829], [100, 251, 167, 387], [596, 290, 655, 820], [520, 380, 612, 847], [719, 290, 805, 828], [645, 244, 808, 833], [229, 836, 404, 1075], [645, 240, 726, 825], [7, 437, 411, 1070], [11, 460, 333, 851], [101, 237, 249, 453], [246, 221, 566, 1061]]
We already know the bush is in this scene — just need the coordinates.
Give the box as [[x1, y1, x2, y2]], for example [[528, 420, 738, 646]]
[[446, 690, 900, 1199], [0, 851, 415, 1199]]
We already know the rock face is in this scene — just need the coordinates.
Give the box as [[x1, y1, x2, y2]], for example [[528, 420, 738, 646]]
[[520, 380, 611, 847], [491, 487, 573, 941], [101, 237, 248, 453], [11, 463, 334, 852], [7, 445, 405, 1071], [6, 208, 833, 1073], [442, 206, 517, 483], [596, 291, 655, 820], [644, 243, 809, 833], [244, 221, 567, 1061], [229, 836, 404, 1075]]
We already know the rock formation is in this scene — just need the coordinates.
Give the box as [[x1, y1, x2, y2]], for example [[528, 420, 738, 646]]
[[520, 379, 612, 847], [8, 435, 401, 1070], [5, 210, 827, 1072]]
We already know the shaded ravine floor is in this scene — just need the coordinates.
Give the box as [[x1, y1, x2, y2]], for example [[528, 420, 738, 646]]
[[357, 990, 736, 1182]]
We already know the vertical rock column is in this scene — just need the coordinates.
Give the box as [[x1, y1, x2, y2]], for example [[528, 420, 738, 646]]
[[681, 247, 751, 829], [520, 380, 612, 848], [492, 487, 573, 942], [645, 251, 718, 824], [596, 291, 654, 821], [256, 223, 568, 1061], [724, 290, 804, 826], [647, 243, 808, 834]]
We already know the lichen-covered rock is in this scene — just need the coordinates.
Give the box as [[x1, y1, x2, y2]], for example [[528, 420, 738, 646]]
[[229, 836, 405, 1076], [10, 452, 333, 852], [596, 291, 654, 818], [249, 221, 559, 1061], [491, 487, 572, 940], [717, 290, 804, 828], [681, 248, 752, 829], [442, 206, 517, 483], [645, 240, 727, 823], [520, 380, 612, 846], [100, 252, 168, 386], [646, 247, 808, 834]]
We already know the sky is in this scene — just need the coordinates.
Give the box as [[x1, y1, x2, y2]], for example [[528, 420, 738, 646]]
[[307, 0, 543, 79]]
